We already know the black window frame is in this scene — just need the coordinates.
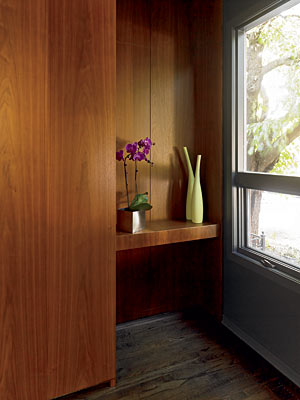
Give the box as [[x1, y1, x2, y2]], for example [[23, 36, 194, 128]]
[[226, 0, 300, 283]]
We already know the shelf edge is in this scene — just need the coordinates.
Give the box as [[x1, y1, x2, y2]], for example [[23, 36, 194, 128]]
[[116, 222, 220, 251]]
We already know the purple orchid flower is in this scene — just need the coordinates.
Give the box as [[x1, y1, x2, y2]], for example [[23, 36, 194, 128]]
[[116, 137, 155, 208], [137, 137, 153, 156], [133, 151, 146, 161], [144, 137, 152, 149], [126, 142, 137, 158], [116, 150, 124, 161]]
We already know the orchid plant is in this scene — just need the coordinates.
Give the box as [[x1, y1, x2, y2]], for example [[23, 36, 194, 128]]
[[116, 137, 154, 211]]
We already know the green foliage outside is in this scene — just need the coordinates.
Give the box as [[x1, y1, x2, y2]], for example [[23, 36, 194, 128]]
[[246, 11, 300, 175], [246, 7, 300, 267]]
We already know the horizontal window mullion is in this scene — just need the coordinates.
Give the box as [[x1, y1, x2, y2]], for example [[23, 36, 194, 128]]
[[234, 172, 300, 196]]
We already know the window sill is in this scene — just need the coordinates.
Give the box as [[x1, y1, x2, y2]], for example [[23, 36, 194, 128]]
[[227, 250, 300, 295]]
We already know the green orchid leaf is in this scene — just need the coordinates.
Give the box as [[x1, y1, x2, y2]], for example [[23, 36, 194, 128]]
[[129, 192, 149, 209], [130, 203, 152, 211]]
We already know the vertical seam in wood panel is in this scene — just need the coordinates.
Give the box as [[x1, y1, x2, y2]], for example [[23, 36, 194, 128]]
[[45, 0, 49, 393], [150, 0, 152, 221]]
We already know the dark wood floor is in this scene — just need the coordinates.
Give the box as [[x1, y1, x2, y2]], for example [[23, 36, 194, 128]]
[[62, 311, 300, 400]]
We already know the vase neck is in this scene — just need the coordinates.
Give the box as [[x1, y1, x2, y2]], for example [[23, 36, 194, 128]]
[[183, 147, 194, 178], [195, 155, 201, 177]]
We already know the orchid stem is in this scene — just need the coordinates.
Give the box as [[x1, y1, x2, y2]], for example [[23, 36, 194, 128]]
[[124, 161, 130, 208], [135, 160, 138, 194]]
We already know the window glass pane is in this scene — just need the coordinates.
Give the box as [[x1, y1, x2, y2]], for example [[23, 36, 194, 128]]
[[247, 189, 300, 268], [244, 3, 300, 176]]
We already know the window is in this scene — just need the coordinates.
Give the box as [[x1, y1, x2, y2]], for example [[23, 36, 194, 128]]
[[233, 0, 300, 279]]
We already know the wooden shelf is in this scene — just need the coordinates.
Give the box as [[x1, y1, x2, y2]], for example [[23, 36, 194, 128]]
[[116, 220, 220, 251]]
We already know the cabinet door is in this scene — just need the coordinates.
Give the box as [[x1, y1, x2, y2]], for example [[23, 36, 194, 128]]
[[46, 0, 116, 398], [0, 0, 116, 398], [0, 0, 48, 398]]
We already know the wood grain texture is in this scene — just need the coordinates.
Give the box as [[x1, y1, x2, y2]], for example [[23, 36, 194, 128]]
[[62, 312, 300, 400], [116, 0, 196, 324], [0, 1, 47, 398], [151, 0, 194, 221], [117, 0, 223, 323], [116, 0, 151, 211], [117, 0, 150, 47], [117, 221, 219, 251], [117, 243, 195, 323], [191, 0, 223, 319], [116, 42, 151, 209], [117, 239, 221, 323], [116, 0, 151, 324], [191, 0, 223, 225], [47, 0, 116, 398]]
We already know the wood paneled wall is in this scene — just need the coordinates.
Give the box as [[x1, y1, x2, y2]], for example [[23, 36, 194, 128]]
[[0, 0, 116, 398], [151, 0, 195, 221], [0, 1, 47, 398], [47, 1, 116, 398], [117, 0, 222, 323], [191, 0, 223, 318], [116, 0, 151, 209]]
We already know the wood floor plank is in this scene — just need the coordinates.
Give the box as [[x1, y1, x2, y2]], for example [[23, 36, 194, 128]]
[[60, 312, 300, 400]]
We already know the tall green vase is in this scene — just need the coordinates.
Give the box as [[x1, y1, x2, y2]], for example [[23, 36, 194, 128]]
[[183, 146, 194, 220], [191, 155, 203, 223]]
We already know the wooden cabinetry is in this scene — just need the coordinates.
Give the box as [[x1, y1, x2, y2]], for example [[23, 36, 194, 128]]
[[46, 1, 116, 398], [0, 2, 48, 398], [0, 0, 222, 398], [116, 0, 222, 323], [0, 0, 116, 399]]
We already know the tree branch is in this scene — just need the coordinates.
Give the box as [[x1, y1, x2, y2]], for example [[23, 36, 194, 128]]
[[262, 57, 294, 76], [257, 123, 300, 172], [257, 85, 269, 122], [287, 122, 300, 144]]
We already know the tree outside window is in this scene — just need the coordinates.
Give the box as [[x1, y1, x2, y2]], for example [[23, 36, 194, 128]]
[[238, 2, 300, 269]]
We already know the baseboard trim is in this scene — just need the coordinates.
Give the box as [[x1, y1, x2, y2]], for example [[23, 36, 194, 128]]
[[222, 316, 300, 388], [116, 312, 179, 331]]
